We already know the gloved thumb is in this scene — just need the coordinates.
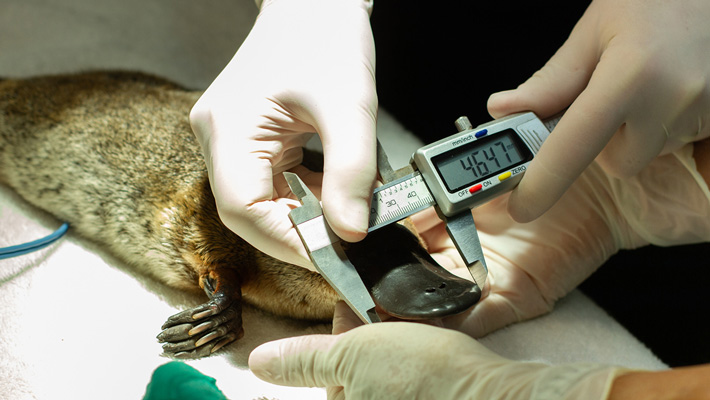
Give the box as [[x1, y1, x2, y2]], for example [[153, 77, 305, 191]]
[[318, 104, 378, 243], [486, 11, 626, 222], [248, 334, 344, 389], [487, 12, 598, 120]]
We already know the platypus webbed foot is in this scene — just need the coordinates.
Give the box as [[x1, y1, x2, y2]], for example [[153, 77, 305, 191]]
[[157, 271, 243, 359]]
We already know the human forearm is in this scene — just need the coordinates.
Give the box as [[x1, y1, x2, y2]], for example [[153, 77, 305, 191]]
[[609, 365, 710, 400]]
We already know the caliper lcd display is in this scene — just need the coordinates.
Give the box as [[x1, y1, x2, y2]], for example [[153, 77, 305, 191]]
[[432, 129, 533, 193]]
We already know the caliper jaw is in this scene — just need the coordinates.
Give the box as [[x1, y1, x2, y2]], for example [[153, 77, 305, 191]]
[[285, 172, 381, 324], [435, 207, 488, 289]]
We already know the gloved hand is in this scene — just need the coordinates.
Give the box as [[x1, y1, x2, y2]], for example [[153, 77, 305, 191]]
[[249, 301, 628, 400], [487, 0, 710, 222], [190, 0, 377, 269], [247, 145, 710, 400], [414, 145, 710, 337]]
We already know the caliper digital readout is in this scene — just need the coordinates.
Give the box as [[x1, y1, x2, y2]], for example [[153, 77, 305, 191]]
[[369, 112, 557, 231], [413, 112, 552, 216], [431, 128, 532, 193]]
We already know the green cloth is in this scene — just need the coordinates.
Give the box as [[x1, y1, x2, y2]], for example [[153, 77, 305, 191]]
[[143, 361, 227, 400]]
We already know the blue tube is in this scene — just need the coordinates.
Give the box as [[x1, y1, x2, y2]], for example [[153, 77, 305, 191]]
[[0, 222, 70, 260]]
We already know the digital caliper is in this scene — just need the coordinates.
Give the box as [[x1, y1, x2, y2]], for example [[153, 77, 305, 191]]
[[369, 112, 559, 228], [286, 111, 559, 324], [368, 112, 560, 289]]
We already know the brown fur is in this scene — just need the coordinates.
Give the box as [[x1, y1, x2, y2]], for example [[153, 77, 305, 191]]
[[0, 71, 339, 321]]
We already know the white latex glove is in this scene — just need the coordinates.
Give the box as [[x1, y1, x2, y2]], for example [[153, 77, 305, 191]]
[[488, 0, 710, 222], [190, 0, 377, 269], [249, 301, 627, 400], [414, 144, 710, 337]]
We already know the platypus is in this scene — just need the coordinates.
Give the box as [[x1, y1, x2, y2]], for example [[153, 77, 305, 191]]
[[0, 71, 480, 359]]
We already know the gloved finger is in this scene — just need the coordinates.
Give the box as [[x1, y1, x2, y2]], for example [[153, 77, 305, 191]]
[[487, 4, 599, 120], [484, 7, 623, 222], [275, 166, 324, 200], [408, 208, 466, 270], [505, 50, 630, 222], [429, 249, 465, 272], [205, 132, 314, 269], [248, 334, 343, 388], [420, 227, 465, 270], [594, 119, 667, 179], [443, 292, 521, 338], [409, 207, 440, 233], [441, 250, 553, 338], [332, 300, 364, 334], [326, 386, 345, 400], [662, 101, 710, 152], [319, 105, 378, 243]]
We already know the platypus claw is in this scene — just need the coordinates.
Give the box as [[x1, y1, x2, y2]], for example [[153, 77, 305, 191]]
[[158, 273, 243, 359]]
